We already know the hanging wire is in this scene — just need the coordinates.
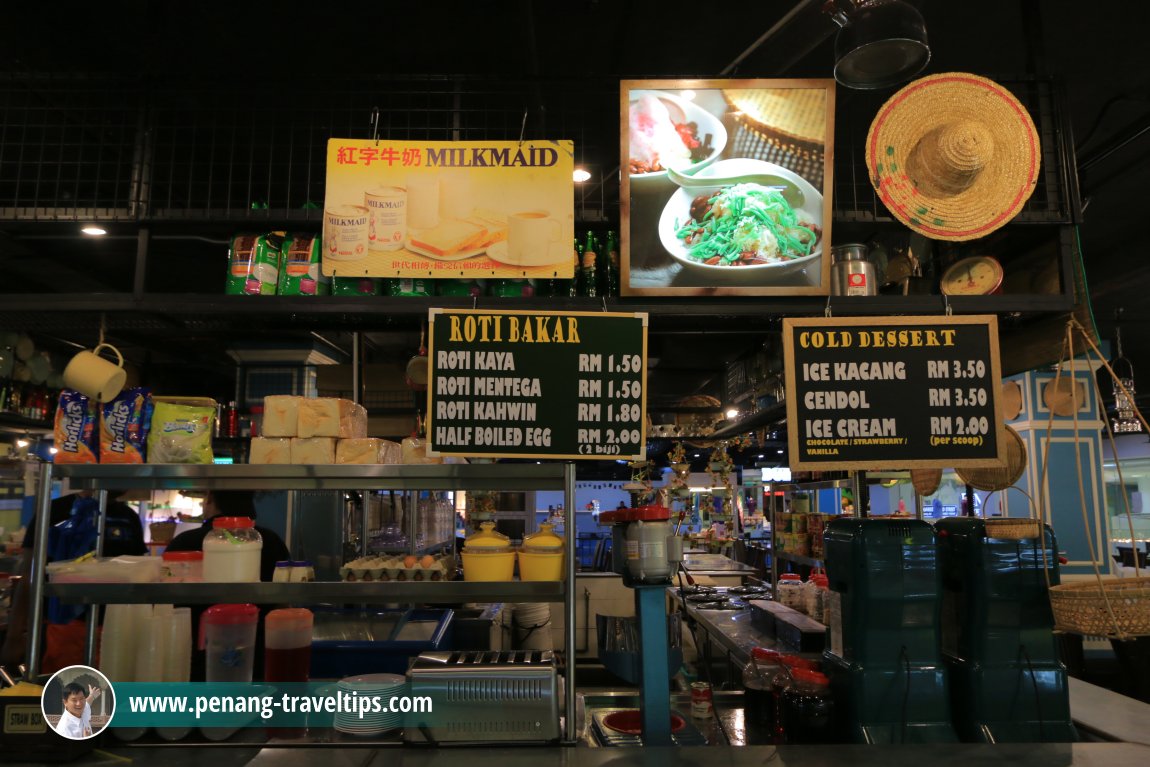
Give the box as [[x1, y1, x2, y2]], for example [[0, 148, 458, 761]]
[[370, 107, 381, 145]]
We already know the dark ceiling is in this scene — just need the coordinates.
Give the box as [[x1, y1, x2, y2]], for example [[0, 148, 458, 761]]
[[2, 0, 1148, 440]]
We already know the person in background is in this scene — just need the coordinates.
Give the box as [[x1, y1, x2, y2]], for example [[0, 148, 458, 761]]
[[1, 490, 146, 671], [54, 681, 101, 739], [164, 490, 289, 580]]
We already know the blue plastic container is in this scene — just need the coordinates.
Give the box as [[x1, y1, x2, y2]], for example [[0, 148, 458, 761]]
[[309, 608, 454, 678]]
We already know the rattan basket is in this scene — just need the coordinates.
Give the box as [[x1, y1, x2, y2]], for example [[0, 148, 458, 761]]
[[980, 488, 1042, 540], [149, 521, 177, 544], [1048, 579, 1150, 639], [983, 518, 1043, 540]]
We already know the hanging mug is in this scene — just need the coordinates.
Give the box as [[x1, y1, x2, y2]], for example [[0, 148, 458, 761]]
[[63, 343, 127, 402]]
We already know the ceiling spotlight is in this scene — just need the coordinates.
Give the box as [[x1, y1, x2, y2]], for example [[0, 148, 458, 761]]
[[81, 226, 107, 236], [757, 454, 765, 459], [776, 449, 784, 454], [725, 408, 739, 419], [16, 436, 30, 448], [49, 447, 58, 455], [825, 0, 930, 90], [572, 168, 591, 183]]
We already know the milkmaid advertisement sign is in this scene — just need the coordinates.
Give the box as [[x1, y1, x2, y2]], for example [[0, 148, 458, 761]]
[[322, 139, 574, 280]]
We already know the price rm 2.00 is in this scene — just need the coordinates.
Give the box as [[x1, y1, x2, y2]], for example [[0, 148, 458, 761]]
[[930, 416, 990, 436]]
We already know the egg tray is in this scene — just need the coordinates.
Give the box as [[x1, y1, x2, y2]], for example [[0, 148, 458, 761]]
[[339, 555, 457, 582]]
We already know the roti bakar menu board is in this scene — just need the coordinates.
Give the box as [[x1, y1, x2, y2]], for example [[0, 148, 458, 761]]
[[783, 315, 1006, 470], [427, 309, 647, 460]]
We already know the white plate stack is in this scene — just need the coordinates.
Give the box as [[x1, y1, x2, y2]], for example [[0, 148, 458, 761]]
[[334, 673, 406, 737], [511, 603, 553, 650]]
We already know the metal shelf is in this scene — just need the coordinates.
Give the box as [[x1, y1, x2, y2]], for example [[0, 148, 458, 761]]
[[46, 580, 565, 605], [53, 463, 568, 492], [775, 552, 824, 569], [778, 479, 856, 492], [0, 292, 1078, 325]]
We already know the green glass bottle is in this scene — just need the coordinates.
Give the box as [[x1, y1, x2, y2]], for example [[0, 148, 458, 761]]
[[567, 237, 583, 297], [578, 232, 598, 297], [601, 230, 619, 296]]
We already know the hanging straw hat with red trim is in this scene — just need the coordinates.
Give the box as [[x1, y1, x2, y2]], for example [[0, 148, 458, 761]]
[[866, 72, 1040, 241]]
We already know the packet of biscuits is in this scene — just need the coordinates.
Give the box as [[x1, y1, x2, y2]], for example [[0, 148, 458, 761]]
[[147, 397, 217, 464]]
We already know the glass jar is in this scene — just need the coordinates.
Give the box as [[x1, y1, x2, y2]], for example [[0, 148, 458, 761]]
[[780, 668, 835, 744], [742, 648, 782, 745], [162, 550, 204, 582], [777, 573, 805, 610], [805, 574, 829, 622], [202, 516, 263, 582]]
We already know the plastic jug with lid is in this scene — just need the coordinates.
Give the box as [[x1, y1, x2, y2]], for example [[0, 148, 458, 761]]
[[200, 603, 260, 683]]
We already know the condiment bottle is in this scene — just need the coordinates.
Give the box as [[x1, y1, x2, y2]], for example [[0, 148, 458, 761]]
[[202, 517, 263, 582], [272, 560, 293, 583], [742, 648, 783, 745]]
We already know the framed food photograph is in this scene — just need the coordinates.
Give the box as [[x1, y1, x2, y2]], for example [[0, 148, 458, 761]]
[[621, 79, 835, 297]]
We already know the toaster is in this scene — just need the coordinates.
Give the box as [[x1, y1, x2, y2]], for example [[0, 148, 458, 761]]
[[404, 650, 559, 743]]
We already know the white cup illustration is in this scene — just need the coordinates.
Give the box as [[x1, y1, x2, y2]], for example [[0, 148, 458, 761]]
[[506, 211, 564, 266], [439, 170, 474, 220], [406, 173, 440, 230]]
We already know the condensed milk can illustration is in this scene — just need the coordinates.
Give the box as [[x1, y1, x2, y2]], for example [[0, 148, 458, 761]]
[[365, 186, 406, 252], [324, 204, 369, 260]]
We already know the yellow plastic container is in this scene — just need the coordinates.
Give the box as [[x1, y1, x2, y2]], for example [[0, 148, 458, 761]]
[[518, 522, 565, 581], [462, 549, 516, 581], [518, 550, 564, 580], [462, 521, 515, 581]]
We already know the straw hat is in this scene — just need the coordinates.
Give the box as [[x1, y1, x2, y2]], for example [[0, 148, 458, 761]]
[[866, 73, 1040, 241]]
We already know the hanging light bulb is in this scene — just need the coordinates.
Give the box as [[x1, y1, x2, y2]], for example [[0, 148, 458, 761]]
[[1110, 322, 1143, 434]]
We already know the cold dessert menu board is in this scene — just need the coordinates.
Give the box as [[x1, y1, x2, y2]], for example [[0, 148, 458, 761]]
[[427, 309, 648, 460], [783, 315, 1006, 470]]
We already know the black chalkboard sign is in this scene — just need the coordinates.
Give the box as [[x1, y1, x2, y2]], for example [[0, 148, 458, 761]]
[[783, 315, 1006, 470], [427, 309, 648, 460]]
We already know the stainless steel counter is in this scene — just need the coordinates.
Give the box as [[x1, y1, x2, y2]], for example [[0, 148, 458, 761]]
[[682, 554, 757, 575], [34, 742, 1150, 767]]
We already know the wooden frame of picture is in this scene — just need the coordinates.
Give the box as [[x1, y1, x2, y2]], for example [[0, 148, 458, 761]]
[[620, 78, 836, 297]]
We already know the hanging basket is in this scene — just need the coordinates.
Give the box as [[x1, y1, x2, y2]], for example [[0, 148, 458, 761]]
[[1048, 579, 1150, 640], [149, 521, 177, 544], [983, 517, 1043, 540], [1038, 318, 1149, 639], [981, 487, 1042, 540]]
